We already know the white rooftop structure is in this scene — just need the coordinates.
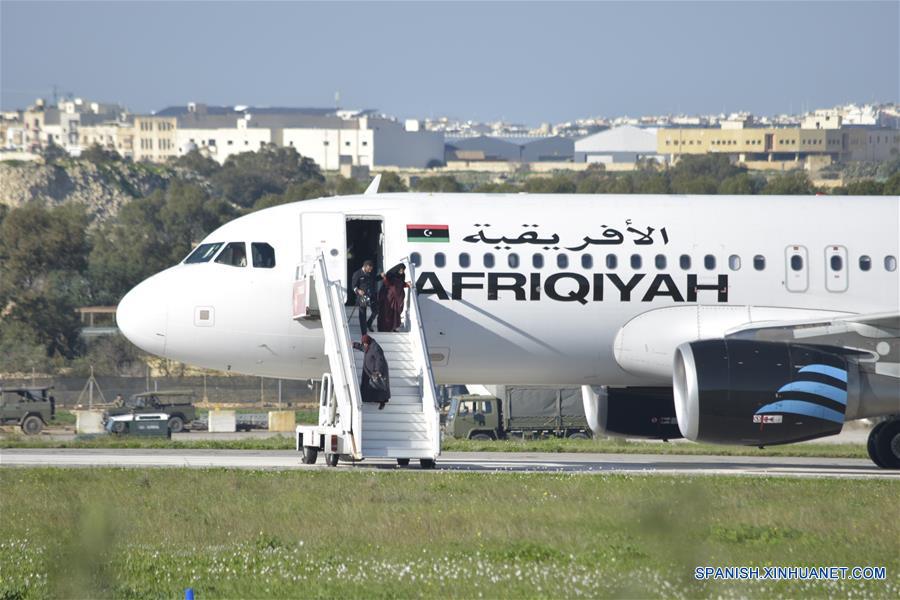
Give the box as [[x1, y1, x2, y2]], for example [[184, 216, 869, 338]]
[[574, 125, 664, 164]]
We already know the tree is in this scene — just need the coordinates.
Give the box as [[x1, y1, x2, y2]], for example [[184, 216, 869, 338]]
[[670, 154, 744, 183], [172, 148, 221, 177], [883, 172, 900, 195], [334, 176, 363, 196], [718, 173, 763, 195], [0, 203, 91, 359], [211, 145, 324, 207], [81, 143, 121, 164], [414, 175, 463, 193], [763, 171, 815, 195], [523, 175, 576, 193], [41, 139, 67, 164], [834, 180, 884, 195], [376, 172, 408, 192]]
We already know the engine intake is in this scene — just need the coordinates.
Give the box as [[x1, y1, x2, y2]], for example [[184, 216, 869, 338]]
[[673, 339, 852, 446], [598, 386, 683, 440]]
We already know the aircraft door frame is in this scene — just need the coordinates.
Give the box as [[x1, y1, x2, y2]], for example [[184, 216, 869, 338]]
[[824, 245, 848, 293], [784, 245, 809, 293], [300, 212, 347, 284]]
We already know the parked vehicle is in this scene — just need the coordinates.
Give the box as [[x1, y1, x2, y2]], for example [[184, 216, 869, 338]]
[[106, 412, 171, 437], [444, 386, 592, 440], [104, 390, 196, 433], [0, 386, 56, 435]]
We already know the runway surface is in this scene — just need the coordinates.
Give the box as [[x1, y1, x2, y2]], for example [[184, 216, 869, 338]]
[[2, 449, 897, 479]]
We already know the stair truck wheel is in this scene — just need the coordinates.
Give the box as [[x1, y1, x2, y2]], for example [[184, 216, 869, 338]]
[[325, 453, 339, 467], [470, 433, 493, 441], [874, 420, 900, 469], [21, 415, 43, 435], [867, 421, 888, 468], [301, 446, 319, 464], [420, 459, 436, 470], [396, 458, 410, 467], [567, 431, 590, 440]]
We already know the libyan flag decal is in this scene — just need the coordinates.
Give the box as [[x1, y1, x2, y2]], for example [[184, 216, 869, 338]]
[[407, 224, 449, 242]]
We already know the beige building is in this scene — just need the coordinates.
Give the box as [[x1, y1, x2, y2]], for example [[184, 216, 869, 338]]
[[658, 124, 900, 166], [78, 122, 135, 158], [133, 116, 178, 162]]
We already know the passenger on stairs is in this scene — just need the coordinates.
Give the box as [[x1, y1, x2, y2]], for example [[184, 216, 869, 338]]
[[377, 263, 410, 332], [351, 259, 378, 334], [353, 334, 391, 410]]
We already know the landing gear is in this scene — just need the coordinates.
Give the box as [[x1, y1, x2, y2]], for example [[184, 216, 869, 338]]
[[420, 459, 436, 470], [325, 453, 340, 467], [396, 458, 410, 467], [301, 446, 319, 465], [868, 419, 900, 469]]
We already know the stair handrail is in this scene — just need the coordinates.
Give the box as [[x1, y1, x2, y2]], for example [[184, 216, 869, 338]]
[[397, 258, 441, 458], [312, 254, 362, 458]]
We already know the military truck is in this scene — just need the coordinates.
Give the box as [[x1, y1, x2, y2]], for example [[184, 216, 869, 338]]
[[0, 386, 56, 434], [104, 390, 196, 433], [444, 386, 592, 440]]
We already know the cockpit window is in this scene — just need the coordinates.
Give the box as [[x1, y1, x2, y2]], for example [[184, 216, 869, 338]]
[[214, 242, 247, 267], [184, 242, 223, 264], [251, 243, 276, 268]]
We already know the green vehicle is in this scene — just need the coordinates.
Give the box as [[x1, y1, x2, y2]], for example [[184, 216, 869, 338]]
[[104, 390, 196, 433], [444, 386, 592, 441], [0, 386, 56, 435]]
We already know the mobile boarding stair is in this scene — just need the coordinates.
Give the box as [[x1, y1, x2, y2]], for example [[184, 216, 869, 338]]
[[294, 255, 441, 468]]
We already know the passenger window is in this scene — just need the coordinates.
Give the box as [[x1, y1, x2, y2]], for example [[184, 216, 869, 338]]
[[886, 256, 898, 272], [483, 253, 495, 268], [630, 254, 642, 269], [655, 254, 666, 269], [790, 255, 803, 271], [754, 255, 766, 271], [434, 252, 446, 268], [214, 242, 247, 267], [858, 255, 871, 271], [508, 253, 520, 268], [251, 243, 276, 268], [532, 254, 544, 269], [459, 253, 471, 268], [185, 242, 223, 264], [557, 254, 569, 269], [410, 252, 421, 267], [830, 255, 843, 272], [679, 255, 691, 270], [704, 255, 716, 270], [606, 254, 617, 269], [729, 255, 741, 271], [581, 254, 593, 269]]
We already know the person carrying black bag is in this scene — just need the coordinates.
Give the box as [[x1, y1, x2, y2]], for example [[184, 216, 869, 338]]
[[353, 334, 390, 409], [350, 259, 378, 334]]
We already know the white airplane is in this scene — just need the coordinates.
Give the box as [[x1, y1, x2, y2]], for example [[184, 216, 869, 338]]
[[116, 188, 900, 468]]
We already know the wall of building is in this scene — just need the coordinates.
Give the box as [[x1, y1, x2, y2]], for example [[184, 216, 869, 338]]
[[176, 123, 272, 164], [371, 121, 444, 168]]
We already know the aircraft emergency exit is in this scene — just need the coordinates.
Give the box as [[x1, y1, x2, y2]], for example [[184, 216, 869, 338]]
[[116, 189, 900, 468]]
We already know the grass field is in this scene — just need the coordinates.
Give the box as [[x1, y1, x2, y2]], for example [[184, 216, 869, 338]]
[[0, 433, 870, 458], [0, 469, 896, 599]]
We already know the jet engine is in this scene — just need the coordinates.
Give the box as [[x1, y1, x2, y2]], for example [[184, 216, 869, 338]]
[[673, 338, 897, 446], [596, 386, 683, 440]]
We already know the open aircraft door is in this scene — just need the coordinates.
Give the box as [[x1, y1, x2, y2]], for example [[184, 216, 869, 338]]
[[294, 213, 347, 320]]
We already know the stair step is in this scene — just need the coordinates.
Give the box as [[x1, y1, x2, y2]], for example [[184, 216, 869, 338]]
[[362, 430, 432, 442], [362, 403, 423, 414], [359, 447, 435, 459]]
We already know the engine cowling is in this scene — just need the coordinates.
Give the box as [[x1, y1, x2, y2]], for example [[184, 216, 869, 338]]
[[673, 339, 850, 445], [598, 386, 683, 440]]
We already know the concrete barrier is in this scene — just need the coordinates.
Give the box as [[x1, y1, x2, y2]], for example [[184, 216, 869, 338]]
[[268, 411, 296, 432], [208, 409, 236, 433], [75, 410, 105, 434]]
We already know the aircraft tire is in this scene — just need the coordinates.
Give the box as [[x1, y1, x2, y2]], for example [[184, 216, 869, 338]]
[[873, 420, 900, 469], [396, 458, 410, 467], [420, 459, 436, 470], [325, 453, 339, 467], [867, 421, 887, 468]]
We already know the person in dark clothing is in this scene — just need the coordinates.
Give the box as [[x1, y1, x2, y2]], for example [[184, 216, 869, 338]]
[[353, 334, 390, 409], [377, 263, 410, 332], [350, 259, 378, 334]]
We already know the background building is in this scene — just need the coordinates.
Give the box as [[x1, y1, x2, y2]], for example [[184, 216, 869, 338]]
[[574, 125, 664, 165]]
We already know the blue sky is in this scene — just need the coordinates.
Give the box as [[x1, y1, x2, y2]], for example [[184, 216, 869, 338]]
[[1, 1, 897, 124]]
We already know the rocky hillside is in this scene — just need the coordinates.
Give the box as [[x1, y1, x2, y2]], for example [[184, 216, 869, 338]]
[[0, 160, 177, 222]]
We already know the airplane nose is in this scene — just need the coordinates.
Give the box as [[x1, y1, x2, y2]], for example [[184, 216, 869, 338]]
[[117, 275, 168, 357]]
